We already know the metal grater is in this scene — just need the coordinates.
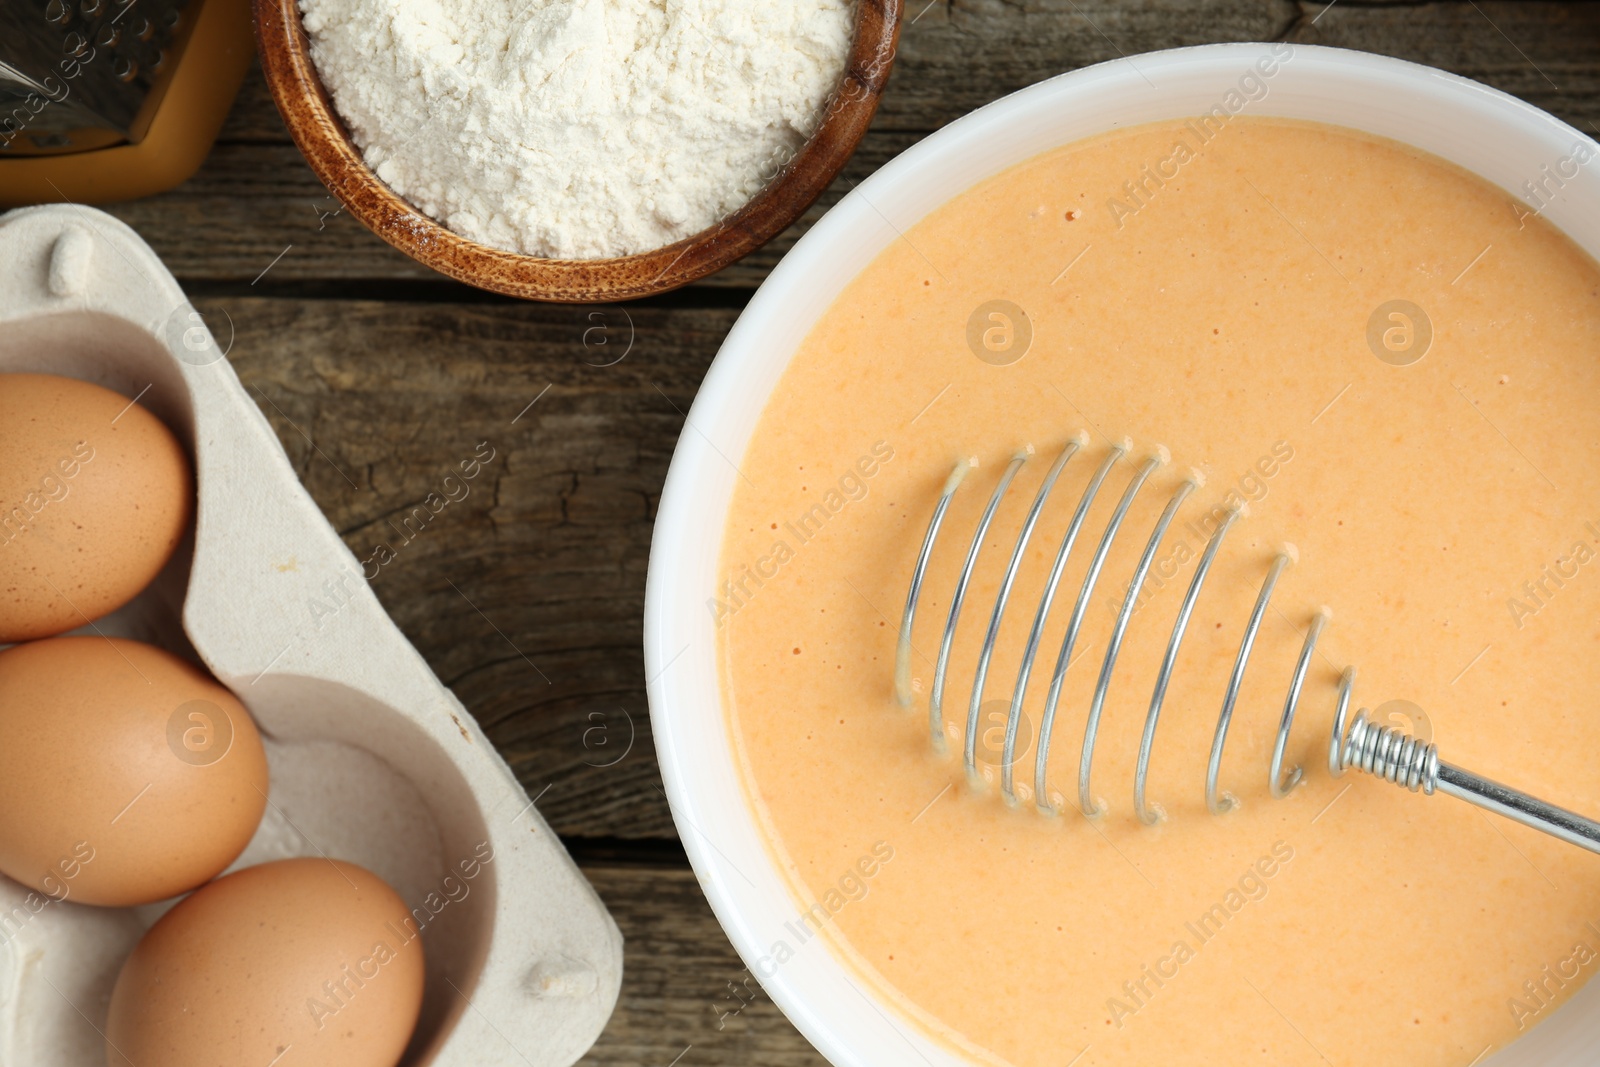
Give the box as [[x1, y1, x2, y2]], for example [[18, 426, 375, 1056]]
[[0, 0, 196, 155]]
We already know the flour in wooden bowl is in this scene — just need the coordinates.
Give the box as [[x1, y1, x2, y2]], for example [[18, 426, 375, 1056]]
[[298, 0, 856, 259]]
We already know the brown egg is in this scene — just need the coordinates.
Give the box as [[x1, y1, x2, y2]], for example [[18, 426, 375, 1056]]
[[0, 636, 267, 906], [0, 372, 192, 643], [107, 858, 427, 1067]]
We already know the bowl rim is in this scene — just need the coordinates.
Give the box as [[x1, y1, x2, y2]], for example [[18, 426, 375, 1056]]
[[644, 41, 1600, 1067], [252, 0, 903, 303]]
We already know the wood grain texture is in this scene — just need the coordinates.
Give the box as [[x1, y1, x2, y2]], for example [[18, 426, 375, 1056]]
[[113, 2, 1600, 289], [102, 4, 1600, 1059], [581, 865, 826, 1066], [206, 295, 723, 840], [102, 135, 918, 287]]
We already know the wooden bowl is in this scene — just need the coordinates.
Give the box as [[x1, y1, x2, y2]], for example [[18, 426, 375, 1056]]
[[254, 0, 902, 303]]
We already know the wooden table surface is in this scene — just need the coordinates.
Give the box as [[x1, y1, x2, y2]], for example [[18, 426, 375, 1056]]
[[103, 2, 1600, 1062]]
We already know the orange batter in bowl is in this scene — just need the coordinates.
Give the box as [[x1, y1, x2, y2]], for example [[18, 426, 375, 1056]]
[[718, 117, 1600, 1066]]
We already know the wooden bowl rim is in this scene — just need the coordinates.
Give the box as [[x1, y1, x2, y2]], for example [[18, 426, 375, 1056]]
[[254, 0, 903, 303]]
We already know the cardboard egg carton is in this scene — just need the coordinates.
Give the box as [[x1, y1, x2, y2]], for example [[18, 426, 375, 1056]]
[[0, 205, 621, 1066]]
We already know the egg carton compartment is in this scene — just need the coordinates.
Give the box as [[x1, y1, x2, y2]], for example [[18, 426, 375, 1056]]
[[0, 205, 622, 1067]]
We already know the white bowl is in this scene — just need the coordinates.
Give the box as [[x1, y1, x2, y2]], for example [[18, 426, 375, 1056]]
[[644, 43, 1600, 1067]]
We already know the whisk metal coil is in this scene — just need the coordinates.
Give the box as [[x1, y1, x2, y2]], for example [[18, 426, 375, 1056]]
[[927, 452, 1027, 753], [898, 440, 1320, 819], [1271, 607, 1327, 800], [1034, 452, 1154, 810], [965, 443, 1078, 779], [999, 443, 1121, 806], [1078, 470, 1192, 817], [1134, 504, 1237, 825], [1340, 708, 1438, 793], [893, 438, 1600, 858]]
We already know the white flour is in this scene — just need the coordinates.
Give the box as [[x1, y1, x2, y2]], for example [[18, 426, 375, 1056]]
[[299, 0, 855, 259]]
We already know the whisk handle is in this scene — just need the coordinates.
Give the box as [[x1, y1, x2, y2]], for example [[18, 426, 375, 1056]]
[[1340, 708, 1600, 856], [1436, 763, 1600, 856]]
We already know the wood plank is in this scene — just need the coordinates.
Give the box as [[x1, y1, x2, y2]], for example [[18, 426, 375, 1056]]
[[218, 3, 1600, 141], [219, 59, 289, 144], [100, 134, 917, 288], [1290, 0, 1600, 126], [122, 2, 1599, 289], [579, 864, 825, 1066], [217, 1, 1289, 142], [205, 296, 728, 839]]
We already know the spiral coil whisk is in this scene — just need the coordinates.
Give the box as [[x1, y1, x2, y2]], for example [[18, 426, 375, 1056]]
[[895, 437, 1321, 821], [894, 438, 1600, 855]]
